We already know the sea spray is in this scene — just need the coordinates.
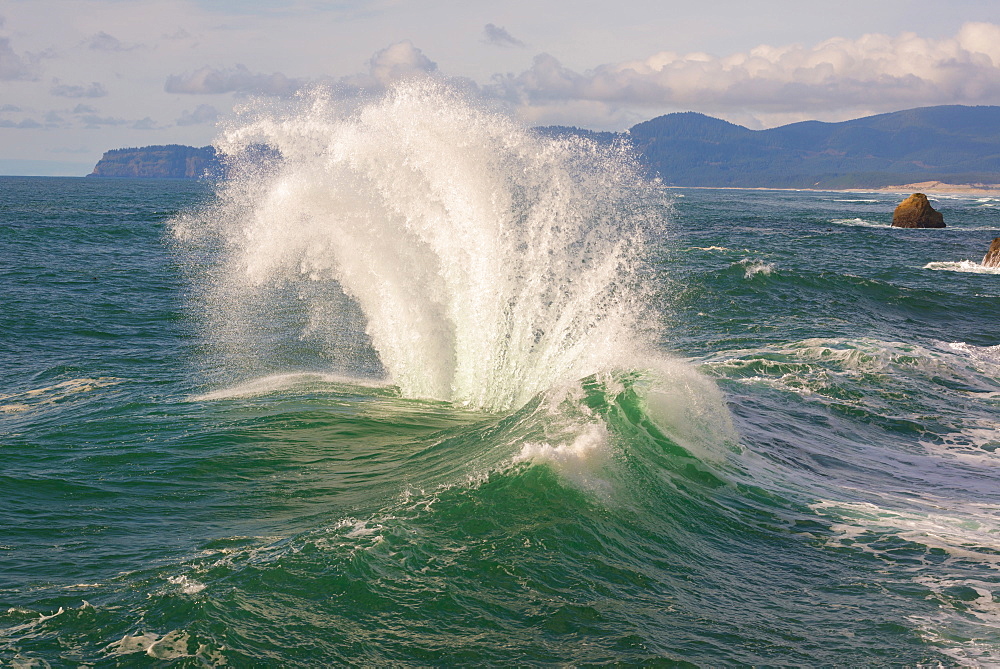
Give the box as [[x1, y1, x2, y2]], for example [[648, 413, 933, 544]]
[[174, 81, 669, 411]]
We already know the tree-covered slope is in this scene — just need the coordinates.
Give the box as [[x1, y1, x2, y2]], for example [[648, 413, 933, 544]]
[[624, 105, 1000, 187]]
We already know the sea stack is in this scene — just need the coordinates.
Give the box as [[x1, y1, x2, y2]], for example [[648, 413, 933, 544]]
[[891, 193, 945, 228], [983, 238, 1000, 268]]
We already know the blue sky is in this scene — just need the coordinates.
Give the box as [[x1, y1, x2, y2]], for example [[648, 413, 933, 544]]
[[2, 0, 1000, 175]]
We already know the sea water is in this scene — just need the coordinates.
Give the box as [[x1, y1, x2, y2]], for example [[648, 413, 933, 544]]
[[2, 82, 1000, 665]]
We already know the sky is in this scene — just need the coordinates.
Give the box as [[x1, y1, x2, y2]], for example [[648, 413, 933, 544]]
[[3, 0, 1000, 175]]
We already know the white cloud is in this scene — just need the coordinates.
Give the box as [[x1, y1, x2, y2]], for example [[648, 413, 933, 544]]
[[84, 31, 141, 52], [367, 41, 437, 86], [489, 22, 1000, 124], [4, 0, 1000, 171], [0, 37, 36, 80], [0, 118, 43, 129], [164, 64, 301, 95], [162, 28, 193, 41], [80, 114, 128, 127], [51, 81, 109, 98], [176, 103, 219, 125], [483, 24, 524, 48]]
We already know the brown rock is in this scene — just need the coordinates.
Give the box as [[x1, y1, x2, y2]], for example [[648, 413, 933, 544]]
[[983, 238, 1000, 268], [891, 193, 946, 228]]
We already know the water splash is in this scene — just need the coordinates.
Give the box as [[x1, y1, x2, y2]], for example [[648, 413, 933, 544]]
[[174, 81, 666, 411]]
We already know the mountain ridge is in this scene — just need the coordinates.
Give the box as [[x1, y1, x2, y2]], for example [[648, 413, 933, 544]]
[[622, 104, 1000, 188]]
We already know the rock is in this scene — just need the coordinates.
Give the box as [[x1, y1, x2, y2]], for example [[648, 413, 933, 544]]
[[891, 193, 945, 228], [983, 238, 1000, 268]]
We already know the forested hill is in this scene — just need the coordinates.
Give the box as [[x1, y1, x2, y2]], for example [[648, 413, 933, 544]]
[[546, 105, 1000, 189], [90, 105, 1000, 187]]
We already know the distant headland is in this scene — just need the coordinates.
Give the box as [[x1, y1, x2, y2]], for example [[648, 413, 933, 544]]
[[88, 145, 219, 179], [90, 105, 1000, 189]]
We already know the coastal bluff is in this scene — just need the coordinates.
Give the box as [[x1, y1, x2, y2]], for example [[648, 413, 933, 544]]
[[88, 145, 219, 179]]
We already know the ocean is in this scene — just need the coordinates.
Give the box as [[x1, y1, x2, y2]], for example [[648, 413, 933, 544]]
[[3, 84, 1000, 666]]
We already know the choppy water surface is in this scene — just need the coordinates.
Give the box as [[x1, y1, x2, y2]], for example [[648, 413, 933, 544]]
[[3, 87, 1000, 666]]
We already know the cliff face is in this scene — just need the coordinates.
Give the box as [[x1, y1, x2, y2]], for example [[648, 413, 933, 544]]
[[88, 145, 220, 179]]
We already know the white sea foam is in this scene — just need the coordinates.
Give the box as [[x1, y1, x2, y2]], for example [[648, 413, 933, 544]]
[[174, 80, 667, 412], [702, 337, 999, 463], [342, 519, 384, 538], [949, 342, 1000, 367], [9, 656, 53, 669], [514, 422, 609, 465], [811, 499, 1000, 569], [740, 260, 775, 279], [813, 498, 1000, 664], [925, 260, 1000, 274], [0, 377, 120, 413], [706, 336, 992, 380], [929, 426, 1000, 459], [167, 575, 206, 595], [830, 217, 884, 227], [0, 607, 65, 639], [103, 630, 224, 663]]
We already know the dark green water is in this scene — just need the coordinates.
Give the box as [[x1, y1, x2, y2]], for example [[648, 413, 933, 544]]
[[3, 175, 1000, 666]]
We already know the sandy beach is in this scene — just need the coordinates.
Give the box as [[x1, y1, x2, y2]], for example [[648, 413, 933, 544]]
[[671, 182, 1000, 197], [859, 181, 1000, 196]]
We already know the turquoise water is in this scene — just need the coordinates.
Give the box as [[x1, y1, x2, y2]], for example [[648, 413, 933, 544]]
[[4, 92, 1000, 666]]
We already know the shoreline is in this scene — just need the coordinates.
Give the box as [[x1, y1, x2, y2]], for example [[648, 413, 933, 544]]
[[668, 181, 1000, 197], [852, 181, 1000, 196]]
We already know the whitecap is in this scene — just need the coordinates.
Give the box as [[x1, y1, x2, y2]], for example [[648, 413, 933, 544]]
[[830, 217, 884, 227], [514, 421, 609, 467], [924, 261, 1000, 274], [512, 421, 613, 496], [167, 575, 206, 595], [948, 342, 1000, 366], [741, 260, 775, 279]]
